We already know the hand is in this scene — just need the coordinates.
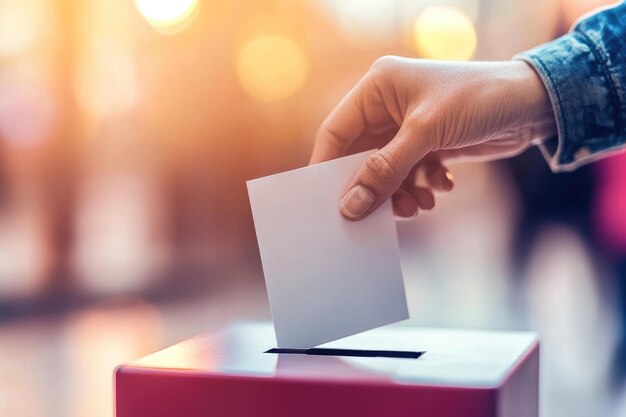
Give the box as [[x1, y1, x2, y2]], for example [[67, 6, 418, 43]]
[[310, 57, 556, 220]]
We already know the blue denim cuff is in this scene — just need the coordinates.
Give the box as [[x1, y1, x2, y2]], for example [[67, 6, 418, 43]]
[[514, 29, 626, 172]]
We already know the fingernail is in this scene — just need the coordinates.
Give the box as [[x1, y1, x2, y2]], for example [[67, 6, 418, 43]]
[[438, 170, 454, 191], [341, 185, 376, 219], [443, 171, 454, 190]]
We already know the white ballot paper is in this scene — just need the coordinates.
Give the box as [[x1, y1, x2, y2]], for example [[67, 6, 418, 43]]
[[247, 149, 408, 348]]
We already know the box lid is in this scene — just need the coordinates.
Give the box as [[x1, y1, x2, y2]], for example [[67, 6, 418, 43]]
[[127, 321, 537, 388]]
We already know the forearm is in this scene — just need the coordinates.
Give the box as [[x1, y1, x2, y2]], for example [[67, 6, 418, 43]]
[[514, 1, 626, 172]]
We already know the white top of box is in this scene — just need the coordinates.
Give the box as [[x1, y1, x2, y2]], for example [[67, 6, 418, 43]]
[[130, 321, 538, 388]]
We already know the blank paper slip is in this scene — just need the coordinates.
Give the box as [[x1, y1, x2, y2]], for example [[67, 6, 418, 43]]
[[247, 150, 408, 348]]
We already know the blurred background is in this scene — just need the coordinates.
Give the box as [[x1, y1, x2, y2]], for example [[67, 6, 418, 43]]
[[0, 0, 625, 415]]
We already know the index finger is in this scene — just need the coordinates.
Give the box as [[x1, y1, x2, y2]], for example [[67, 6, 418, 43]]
[[309, 79, 367, 165]]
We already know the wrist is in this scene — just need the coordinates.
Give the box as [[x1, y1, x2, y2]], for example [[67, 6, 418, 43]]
[[509, 60, 557, 143]]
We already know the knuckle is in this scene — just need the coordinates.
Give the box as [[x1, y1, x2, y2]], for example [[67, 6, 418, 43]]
[[363, 55, 404, 101], [365, 153, 398, 185], [370, 55, 400, 72], [367, 56, 399, 87]]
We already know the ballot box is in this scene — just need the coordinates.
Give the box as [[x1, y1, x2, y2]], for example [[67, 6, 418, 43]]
[[115, 322, 539, 417]]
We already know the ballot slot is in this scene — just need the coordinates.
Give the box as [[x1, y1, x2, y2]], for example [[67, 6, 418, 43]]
[[265, 348, 425, 359]]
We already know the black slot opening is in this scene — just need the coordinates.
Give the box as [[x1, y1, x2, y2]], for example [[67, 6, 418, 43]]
[[265, 347, 424, 359]]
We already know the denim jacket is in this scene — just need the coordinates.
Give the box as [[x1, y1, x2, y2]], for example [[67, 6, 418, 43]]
[[515, 1, 626, 172]]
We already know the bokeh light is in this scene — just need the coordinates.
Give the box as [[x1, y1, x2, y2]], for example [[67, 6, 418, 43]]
[[65, 299, 162, 417], [318, 0, 399, 49], [562, 0, 614, 27], [0, 0, 44, 57], [134, 0, 198, 33], [72, 174, 167, 294], [0, 67, 56, 148], [236, 34, 308, 102], [0, 207, 50, 296], [0, 1, 622, 417], [413, 6, 477, 61], [75, 0, 138, 120]]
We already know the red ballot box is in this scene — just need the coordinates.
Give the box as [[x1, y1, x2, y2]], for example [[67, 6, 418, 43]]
[[115, 322, 539, 417]]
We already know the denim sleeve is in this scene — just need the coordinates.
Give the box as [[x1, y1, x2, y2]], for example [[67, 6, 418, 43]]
[[514, 1, 626, 172]]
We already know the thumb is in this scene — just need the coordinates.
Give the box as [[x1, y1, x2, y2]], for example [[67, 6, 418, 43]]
[[340, 127, 429, 220]]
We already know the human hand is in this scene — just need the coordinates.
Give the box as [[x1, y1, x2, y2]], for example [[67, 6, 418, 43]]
[[310, 57, 556, 220]]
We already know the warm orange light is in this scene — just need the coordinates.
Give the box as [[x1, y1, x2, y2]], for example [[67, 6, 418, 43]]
[[132, 337, 216, 370], [0, 0, 44, 56], [75, 0, 138, 121], [236, 34, 308, 102], [65, 299, 162, 417], [134, 0, 198, 33], [414, 6, 477, 61], [0, 67, 56, 148]]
